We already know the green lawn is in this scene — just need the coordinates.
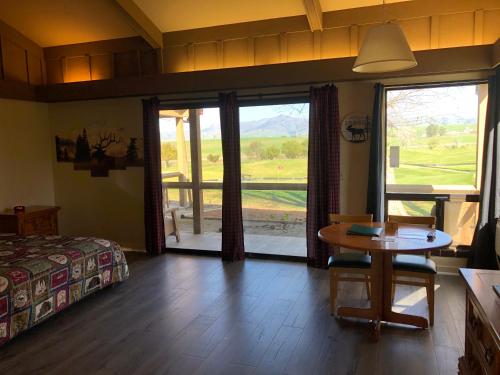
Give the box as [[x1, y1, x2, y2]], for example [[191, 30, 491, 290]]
[[163, 127, 479, 215]]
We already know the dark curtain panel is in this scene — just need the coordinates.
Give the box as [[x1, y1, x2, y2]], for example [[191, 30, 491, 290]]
[[143, 97, 165, 256], [219, 92, 245, 261], [366, 83, 385, 222], [471, 71, 499, 269], [306, 85, 340, 268]]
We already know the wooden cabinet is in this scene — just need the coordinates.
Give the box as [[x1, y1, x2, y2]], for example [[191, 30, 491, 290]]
[[0, 206, 60, 235], [459, 268, 500, 375]]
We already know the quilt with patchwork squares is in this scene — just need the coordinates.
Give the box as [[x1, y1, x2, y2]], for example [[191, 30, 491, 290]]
[[0, 234, 129, 346]]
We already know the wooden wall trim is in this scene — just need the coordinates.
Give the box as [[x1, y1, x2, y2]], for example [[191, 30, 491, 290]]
[[37, 45, 494, 103], [493, 39, 500, 67], [0, 20, 45, 85], [0, 20, 42, 57], [0, 79, 37, 101], [43, 37, 152, 59], [164, 0, 500, 46]]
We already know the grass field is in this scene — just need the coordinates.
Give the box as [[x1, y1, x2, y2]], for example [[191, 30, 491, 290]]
[[162, 123, 478, 218]]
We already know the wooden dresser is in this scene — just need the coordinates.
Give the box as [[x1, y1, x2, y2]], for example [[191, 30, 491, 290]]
[[459, 268, 500, 375], [0, 206, 60, 235]]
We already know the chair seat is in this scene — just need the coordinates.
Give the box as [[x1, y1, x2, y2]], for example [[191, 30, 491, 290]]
[[328, 253, 371, 269], [393, 255, 437, 274]]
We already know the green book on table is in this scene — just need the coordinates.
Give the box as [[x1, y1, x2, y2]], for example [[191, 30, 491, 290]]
[[347, 224, 383, 237]]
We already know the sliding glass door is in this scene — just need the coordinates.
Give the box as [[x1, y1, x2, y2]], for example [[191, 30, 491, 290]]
[[159, 100, 309, 257], [239, 103, 308, 256]]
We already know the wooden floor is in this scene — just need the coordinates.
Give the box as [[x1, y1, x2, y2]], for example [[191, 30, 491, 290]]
[[0, 252, 466, 375]]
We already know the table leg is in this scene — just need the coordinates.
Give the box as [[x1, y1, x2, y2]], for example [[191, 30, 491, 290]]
[[370, 252, 383, 339], [381, 252, 429, 329]]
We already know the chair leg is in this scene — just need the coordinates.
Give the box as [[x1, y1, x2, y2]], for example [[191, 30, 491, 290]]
[[329, 269, 337, 316], [426, 275, 435, 326], [364, 275, 371, 300]]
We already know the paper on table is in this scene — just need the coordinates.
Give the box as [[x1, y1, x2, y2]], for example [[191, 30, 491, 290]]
[[371, 236, 396, 242]]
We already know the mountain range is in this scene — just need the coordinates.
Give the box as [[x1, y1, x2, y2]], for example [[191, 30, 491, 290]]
[[161, 114, 308, 141]]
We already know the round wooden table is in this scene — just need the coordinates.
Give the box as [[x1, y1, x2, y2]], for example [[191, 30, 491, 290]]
[[318, 222, 452, 338]]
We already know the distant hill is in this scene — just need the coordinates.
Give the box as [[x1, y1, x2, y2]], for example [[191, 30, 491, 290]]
[[161, 114, 308, 141]]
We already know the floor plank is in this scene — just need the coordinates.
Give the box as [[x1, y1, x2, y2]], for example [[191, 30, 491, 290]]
[[0, 252, 466, 375]]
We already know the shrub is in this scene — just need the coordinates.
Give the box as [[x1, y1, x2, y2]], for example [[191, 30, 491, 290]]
[[282, 139, 306, 159], [207, 154, 220, 163], [245, 141, 263, 160], [261, 145, 280, 160], [161, 142, 177, 166]]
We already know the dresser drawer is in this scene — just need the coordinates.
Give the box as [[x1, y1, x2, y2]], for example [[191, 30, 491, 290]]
[[467, 299, 500, 374]]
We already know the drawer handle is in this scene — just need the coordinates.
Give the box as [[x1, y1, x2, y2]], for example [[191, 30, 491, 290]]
[[484, 348, 494, 366]]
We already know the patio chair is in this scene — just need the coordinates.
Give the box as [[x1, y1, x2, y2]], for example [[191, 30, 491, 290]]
[[328, 214, 373, 316], [388, 215, 436, 326]]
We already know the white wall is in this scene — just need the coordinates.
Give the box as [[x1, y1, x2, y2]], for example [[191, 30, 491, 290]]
[[0, 99, 54, 210], [49, 98, 145, 249]]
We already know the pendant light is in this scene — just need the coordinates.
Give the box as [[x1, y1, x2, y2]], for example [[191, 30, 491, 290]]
[[352, 22, 417, 73]]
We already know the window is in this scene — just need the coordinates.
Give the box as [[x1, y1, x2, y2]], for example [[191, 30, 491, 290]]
[[386, 84, 487, 192], [159, 101, 309, 256], [385, 83, 488, 247]]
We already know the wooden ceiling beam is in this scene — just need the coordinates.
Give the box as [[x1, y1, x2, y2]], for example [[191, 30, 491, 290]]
[[113, 0, 163, 49], [303, 0, 323, 31]]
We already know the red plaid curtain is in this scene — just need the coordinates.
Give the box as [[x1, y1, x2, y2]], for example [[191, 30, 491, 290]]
[[306, 85, 340, 268], [142, 97, 165, 255], [219, 92, 245, 261]]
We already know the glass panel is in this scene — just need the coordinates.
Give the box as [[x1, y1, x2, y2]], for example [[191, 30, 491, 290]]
[[239, 103, 309, 183], [241, 190, 307, 237], [199, 108, 223, 182], [387, 200, 435, 217], [444, 201, 479, 247], [159, 109, 192, 182], [386, 84, 487, 191], [202, 189, 222, 234]]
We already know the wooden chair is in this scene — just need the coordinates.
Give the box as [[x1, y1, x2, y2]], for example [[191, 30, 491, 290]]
[[328, 214, 373, 316], [163, 185, 180, 242], [388, 215, 437, 325]]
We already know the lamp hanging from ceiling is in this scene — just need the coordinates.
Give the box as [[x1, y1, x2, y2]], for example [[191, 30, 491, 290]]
[[352, 22, 417, 73]]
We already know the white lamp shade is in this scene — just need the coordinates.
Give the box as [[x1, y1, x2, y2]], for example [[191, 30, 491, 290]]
[[353, 23, 417, 73]]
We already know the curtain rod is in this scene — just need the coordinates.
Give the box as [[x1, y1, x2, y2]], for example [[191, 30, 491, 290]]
[[384, 78, 489, 90], [158, 72, 491, 105], [158, 89, 311, 104]]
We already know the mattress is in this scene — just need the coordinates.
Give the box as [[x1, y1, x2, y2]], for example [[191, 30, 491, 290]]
[[0, 234, 129, 346]]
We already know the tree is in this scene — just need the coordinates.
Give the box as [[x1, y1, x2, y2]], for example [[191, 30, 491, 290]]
[[207, 154, 220, 163], [75, 128, 91, 162], [161, 142, 177, 166], [126, 138, 139, 163], [426, 124, 440, 138], [245, 141, 263, 160], [438, 126, 447, 136], [262, 145, 280, 160], [282, 139, 306, 159]]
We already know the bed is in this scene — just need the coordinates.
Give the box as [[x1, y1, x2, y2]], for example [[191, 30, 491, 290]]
[[0, 234, 129, 346]]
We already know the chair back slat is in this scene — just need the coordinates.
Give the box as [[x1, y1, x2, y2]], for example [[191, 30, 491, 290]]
[[387, 215, 435, 228], [388, 215, 436, 257], [329, 214, 373, 224]]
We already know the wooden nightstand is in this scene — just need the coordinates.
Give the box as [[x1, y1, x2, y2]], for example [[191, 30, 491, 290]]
[[0, 206, 60, 235]]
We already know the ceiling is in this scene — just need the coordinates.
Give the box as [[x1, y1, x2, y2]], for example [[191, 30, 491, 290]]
[[0, 0, 137, 47], [0, 0, 413, 47], [134, 0, 412, 32]]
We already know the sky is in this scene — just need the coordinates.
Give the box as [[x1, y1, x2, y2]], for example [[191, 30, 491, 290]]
[[160, 103, 309, 140], [387, 84, 484, 125]]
